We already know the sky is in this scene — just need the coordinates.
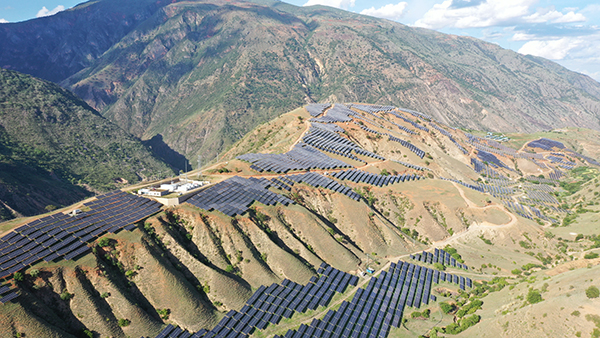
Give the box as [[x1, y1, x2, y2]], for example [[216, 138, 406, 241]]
[[0, 0, 599, 81]]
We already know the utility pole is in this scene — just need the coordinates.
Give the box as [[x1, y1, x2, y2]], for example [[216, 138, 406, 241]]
[[197, 155, 202, 179]]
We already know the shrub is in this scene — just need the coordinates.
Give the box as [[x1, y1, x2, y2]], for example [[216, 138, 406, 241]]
[[118, 318, 131, 327], [13, 272, 24, 282], [584, 252, 599, 259], [526, 288, 543, 304], [100, 292, 109, 298], [586, 285, 600, 299], [125, 270, 136, 278], [97, 237, 111, 247], [225, 265, 234, 273], [82, 329, 93, 338], [157, 308, 170, 320], [29, 269, 40, 278], [439, 302, 455, 314], [433, 263, 445, 271], [60, 291, 74, 301]]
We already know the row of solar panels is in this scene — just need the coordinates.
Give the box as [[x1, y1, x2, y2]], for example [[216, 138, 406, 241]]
[[304, 126, 386, 161], [279, 260, 471, 338], [273, 172, 362, 201], [471, 158, 502, 179], [388, 111, 429, 132], [479, 183, 514, 196], [0, 281, 19, 304], [410, 248, 469, 270], [330, 169, 423, 187], [306, 103, 332, 117], [387, 135, 425, 159], [151, 263, 359, 338], [440, 177, 484, 193], [429, 122, 468, 155], [238, 143, 353, 174], [309, 104, 357, 124], [186, 176, 295, 217]]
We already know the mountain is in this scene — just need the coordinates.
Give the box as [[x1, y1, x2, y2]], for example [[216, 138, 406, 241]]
[[0, 69, 173, 220], [2, 0, 600, 166], [1, 103, 599, 337]]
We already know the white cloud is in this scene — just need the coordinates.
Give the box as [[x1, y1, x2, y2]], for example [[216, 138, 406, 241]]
[[303, 0, 355, 10], [518, 37, 581, 59], [36, 5, 65, 18], [360, 2, 408, 21], [415, 0, 586, 29], [0, 18, 8, 23], [524, 8, 585, 24], [415, 0, 534, 29]]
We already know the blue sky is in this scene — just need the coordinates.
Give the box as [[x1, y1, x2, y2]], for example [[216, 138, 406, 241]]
[[1, 0, 599, 81]]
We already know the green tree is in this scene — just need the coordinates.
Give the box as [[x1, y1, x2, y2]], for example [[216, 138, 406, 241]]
[[118, 318, 131, 327]]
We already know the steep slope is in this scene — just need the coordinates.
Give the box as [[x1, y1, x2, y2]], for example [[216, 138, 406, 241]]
[[50, 0, 600, 163], [0, 0, 173, 83], [0, 69, 172, 220]]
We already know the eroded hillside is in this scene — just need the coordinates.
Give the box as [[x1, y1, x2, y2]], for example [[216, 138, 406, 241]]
[[1, 103, 600, 338]]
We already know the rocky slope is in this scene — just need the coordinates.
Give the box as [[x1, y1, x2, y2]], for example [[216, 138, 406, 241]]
[[0, 69, 173, 220], [2, 0, 600, 165]]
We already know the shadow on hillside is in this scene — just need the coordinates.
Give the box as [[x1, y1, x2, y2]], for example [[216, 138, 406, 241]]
[[143, 134, 189, 173]]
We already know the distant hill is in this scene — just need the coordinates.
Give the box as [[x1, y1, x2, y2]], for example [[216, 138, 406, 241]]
[[0, 69, 172, 220], [2, 0, 600, 165]]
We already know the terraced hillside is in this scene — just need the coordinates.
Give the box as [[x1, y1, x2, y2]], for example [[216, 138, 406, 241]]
[[1, 103, 600, 338]]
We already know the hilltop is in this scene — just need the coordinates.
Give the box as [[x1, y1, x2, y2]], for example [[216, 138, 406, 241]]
[[0, 69, 173, 221], [1, 0, 600, 165], [0, 103, 599, 338]]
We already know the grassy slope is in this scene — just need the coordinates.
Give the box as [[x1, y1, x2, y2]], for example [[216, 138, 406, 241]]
[[0, 69, 173, 220]]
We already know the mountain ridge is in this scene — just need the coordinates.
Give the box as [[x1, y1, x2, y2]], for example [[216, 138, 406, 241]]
[[2, 0, 600, 166]]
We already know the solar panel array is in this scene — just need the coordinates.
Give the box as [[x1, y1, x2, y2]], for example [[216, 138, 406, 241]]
[[410, 249, 468, 270], [310, 122, 345, 133], [387, 135, 425, 158], [0, 191, 162, 299], [440, 177, 484, 193], [547, 155, 576, 167], [527, 138, 565, 150], [278, 172, 362, 201], [389, 111, 429, 132], [0, 282, 19, 304], [330, 169, 423, 187], [471, 158, 502, 178], [429, 123, 468, 155], [351, 104, 396, 114], [186, 176, 294, 217], [279, 260, 471, 338], [476, 150, 510, 170], [392, 160, 430, 172], [151, 263, 359, 338], [302, 126, 384, 162], [309, 104, 357, 123], [306, 103, 332, 117], [238, 143, 353, 173]]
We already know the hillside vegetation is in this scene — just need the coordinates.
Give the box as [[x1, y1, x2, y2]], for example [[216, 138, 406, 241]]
[[0, 69, 172, 220], [2, 0, 600, 165]]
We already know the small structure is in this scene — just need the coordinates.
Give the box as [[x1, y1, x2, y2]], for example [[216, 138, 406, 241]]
[[138, 188, 169, 197]]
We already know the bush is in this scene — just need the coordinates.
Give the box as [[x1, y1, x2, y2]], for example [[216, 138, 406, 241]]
[[433, 263, 446, 271], [225, 265, 235, 273], [125, 270, 136, 278], [82, 329, 93, 338], [60, 291, 74, 301], [13, 272, 24, 282], [97, 237, 111, 247], [100, 292, 109, 298], [29, 269, 40, 278], [157, 308, 170, 320], [118, 318, 131, 327], [586, 285, 600, 299], [526, 288, 543, 304], [584, 252, 599, 259], [440, 302, 455, 314]]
